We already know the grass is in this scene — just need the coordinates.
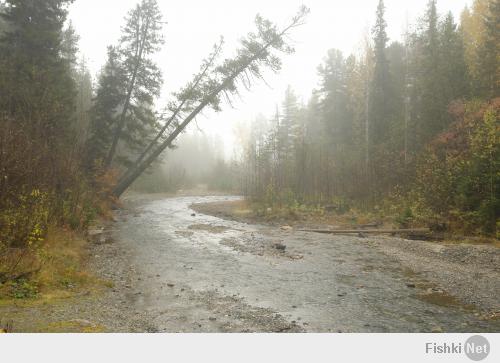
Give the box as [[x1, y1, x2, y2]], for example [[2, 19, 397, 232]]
[[0, 226, 110, 304], [230, 199, 390, 228], [195, 199, 499, 246], [43, 320, 106, 333]]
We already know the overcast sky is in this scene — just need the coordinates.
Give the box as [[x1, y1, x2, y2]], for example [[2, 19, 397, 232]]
[[68, 0, 471, 157]]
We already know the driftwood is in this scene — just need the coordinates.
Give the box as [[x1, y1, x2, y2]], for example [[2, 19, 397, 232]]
[[299, 228, 430, 235]]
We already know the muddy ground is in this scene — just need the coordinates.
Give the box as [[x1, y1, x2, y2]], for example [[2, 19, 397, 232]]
[[1, 194, 499, 332]]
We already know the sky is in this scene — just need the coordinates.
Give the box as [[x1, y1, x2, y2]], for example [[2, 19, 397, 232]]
[[68, 0, 472, 157]]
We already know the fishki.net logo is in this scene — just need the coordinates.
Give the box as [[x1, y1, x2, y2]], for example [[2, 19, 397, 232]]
[[426, 335, 490, 361]]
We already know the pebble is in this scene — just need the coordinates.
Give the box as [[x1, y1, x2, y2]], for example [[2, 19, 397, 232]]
[[406, 283, 416, 288], [167, 283, 175, 287]]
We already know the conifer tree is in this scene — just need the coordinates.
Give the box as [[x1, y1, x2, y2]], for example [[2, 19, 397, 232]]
[[105, 0, 164, 167], [478, 0, 500, 96], [370, 0, 390, 145]]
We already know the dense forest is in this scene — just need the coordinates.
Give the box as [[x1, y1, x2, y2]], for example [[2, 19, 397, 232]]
[[0, 0, 498, 287], [240, 0, 499, 236]]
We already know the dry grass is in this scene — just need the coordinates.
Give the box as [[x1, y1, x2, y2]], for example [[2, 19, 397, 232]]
[[0, 226, 108, 303]]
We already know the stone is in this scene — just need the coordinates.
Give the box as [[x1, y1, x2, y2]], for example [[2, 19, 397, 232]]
[[273, 243, 286, 251]]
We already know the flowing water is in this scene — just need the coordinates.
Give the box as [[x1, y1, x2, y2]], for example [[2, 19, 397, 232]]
[[113, 195, 499, 332]]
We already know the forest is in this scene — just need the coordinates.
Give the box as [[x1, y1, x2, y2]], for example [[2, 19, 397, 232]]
[[239, 0, 499, 237], [0, 0, 498, 292]]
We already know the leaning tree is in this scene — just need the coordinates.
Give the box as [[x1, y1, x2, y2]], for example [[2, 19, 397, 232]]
[[112, 6, 310, 197]]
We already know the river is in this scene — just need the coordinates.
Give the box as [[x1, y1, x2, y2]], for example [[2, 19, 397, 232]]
[[107, 195, 500, 332]]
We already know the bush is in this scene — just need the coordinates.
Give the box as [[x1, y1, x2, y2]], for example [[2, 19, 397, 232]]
[[413, 98, 499, 236]]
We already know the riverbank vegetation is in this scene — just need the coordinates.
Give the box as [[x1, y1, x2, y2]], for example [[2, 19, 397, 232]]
[[239, 0, 499, 238]]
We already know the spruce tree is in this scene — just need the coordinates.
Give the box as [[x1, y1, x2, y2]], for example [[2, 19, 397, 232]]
[[478, 0, 500, 97], [370, 0, 390, 145], [417, 0, 443, 144], [0, 0, 76, 139], [105, 0, 164, 167], [86, 46, 126, 170]]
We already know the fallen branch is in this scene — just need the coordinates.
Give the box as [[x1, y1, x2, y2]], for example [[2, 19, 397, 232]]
[[299, 228, 430, 235]]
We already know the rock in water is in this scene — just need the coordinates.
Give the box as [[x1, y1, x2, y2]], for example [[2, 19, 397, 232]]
[[273, 243, 286, 251]]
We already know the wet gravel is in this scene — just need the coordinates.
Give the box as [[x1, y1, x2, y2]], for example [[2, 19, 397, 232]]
[[374, 237, 500, 316], [109, 195, 499, 332]]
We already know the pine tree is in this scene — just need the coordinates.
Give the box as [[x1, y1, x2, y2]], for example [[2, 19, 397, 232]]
[[416, 0, 443, 144], [370, 0, 390, 145], [0, 0, 76, 141], [61, 21, 79, 71], [86, 46, 126, 170], [439, 12, 469, 104], [478, 0, 500, 97], [105, 0, 164, 167], [460, 0, 491, 94], [73, 57, 93, 149]]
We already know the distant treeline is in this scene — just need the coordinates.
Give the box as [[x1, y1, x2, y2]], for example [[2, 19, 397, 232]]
[[132, 132, 240, 193], [240, 0, 499, 236]]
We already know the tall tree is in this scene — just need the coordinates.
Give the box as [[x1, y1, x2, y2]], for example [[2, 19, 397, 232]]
[[438, 12, 469, 104], [478, 0, 500, 97], [415, 0, 443, 144], [86, 46, 126, 170], [113, 7, 310, 196], [461, 0, 490, 94], [370, 0, 390, 145], [0, 0, 76, 138], [105, 0, 164, 167]]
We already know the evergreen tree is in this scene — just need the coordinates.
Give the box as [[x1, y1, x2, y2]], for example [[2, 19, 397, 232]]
[[416, 0, 443, 144], [0, 0, 76, 142], [279, 86, 300, 158], [86, 46, 126, 170], [61, 21, 79, 71], [478, 0, 500, 96], [370, 0, 390, 145], [73, 57, 93, 150], [105, 0, 164, 167], [460, 0, 491, 94], [438, 12, 469, 104]]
